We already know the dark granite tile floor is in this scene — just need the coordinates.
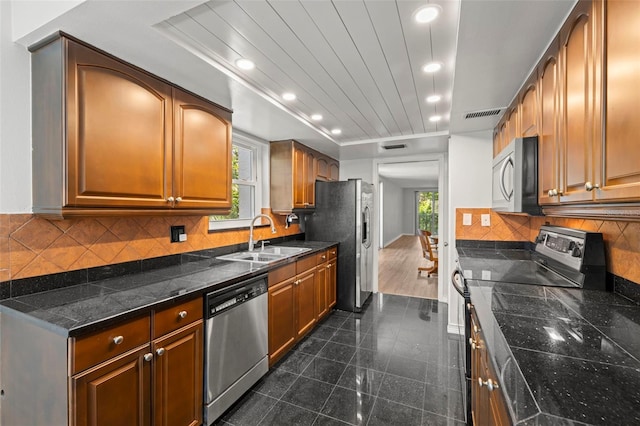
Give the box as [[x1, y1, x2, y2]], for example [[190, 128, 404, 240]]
[[213, 293, 465, 426]]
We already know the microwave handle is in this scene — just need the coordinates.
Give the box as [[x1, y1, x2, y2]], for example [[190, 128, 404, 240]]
[[499, 156, 514, 201]]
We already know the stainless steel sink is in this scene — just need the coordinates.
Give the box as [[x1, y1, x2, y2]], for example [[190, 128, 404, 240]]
[[216, 246, 311, 265], [259, 246, 311, 256]]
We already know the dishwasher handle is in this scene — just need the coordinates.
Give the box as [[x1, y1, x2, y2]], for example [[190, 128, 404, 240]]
[[205, 274, 268, 319]]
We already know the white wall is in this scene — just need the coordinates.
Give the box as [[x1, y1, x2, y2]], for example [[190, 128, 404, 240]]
[[339, 159, 374, 182], [446, 131, 493, 333], [0, 0, 32, 213], [380, 177, 403, 247]]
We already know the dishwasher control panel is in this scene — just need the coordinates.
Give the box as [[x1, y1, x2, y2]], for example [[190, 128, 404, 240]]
[[205, 275, 268, 318]]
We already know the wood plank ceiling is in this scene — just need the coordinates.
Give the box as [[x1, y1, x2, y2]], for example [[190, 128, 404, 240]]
[[162, 0, 459, 145]]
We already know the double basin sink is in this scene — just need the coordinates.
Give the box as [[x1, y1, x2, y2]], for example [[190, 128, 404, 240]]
[[216, 246, 312, 265]]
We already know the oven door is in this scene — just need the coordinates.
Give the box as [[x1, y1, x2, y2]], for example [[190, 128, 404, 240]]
[[451, 268, 472, 425]]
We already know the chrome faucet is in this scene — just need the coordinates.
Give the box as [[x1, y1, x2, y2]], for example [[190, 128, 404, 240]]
[[248, 214, 276, 251]]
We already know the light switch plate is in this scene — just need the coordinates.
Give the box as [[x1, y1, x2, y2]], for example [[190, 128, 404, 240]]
[[462, 213, 472, 226], [481, 214, 491, 227], [482, 270, 492, 280], [179, 233, 187, 242]]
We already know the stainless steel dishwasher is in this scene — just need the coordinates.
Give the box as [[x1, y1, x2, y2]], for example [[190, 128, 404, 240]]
[[204, 274, 268, 425]]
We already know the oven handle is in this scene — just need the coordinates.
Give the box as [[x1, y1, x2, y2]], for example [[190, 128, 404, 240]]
[[451, 269, 465, 297], [499, 156, 514, 201]]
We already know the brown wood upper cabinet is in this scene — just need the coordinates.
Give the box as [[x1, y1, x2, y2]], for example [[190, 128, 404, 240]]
[[31, 34, 232, 218], [270, 140, 339, 214], [594, 0, 640, 201]]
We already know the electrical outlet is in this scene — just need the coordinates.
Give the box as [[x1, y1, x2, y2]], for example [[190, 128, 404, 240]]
[[481, 214, 491, 227], [462, 213, 472, 226], [170, 225, 185, 243]]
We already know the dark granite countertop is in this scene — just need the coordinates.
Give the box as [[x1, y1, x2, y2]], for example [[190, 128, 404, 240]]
[[0, 241, 336, 337], [458, 248, 640, 425]]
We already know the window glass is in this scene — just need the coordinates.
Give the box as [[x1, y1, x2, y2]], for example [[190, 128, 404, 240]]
[[209, 134, 265, 229]]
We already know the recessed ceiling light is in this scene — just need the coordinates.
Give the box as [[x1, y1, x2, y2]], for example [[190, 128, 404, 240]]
[[414, 4, 442, 24], [282, 92, 296, 101], [426, 94, 442, 103], [311, 114, 323, 121], [331, 128, 342, 135], [235, 58, 255, 70], [422, 62, 443, 73], [429, 115, 442, 122]]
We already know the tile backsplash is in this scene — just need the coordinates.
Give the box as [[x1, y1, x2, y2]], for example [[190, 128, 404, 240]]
[[456, 208, 640, 285], [0, 209, 301, 284]]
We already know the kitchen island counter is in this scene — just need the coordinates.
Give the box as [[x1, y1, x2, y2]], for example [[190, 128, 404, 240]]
[[458, 247, 640, 425]]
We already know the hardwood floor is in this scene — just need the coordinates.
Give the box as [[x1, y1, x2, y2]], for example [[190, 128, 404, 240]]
[[378, 235, 438, 300]]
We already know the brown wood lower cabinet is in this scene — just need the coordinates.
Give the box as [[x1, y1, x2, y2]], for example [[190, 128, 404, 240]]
[[268, 248, 338, 366], [470, 309, 510, 426], [70, 299, 203, 426], [71, 346, 151, 426]]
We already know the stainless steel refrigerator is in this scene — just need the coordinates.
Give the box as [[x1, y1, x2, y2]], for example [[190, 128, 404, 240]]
[[305, 179, 374, 312]]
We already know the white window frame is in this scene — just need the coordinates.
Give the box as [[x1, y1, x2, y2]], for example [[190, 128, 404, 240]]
[[208, 131, 268, 230]]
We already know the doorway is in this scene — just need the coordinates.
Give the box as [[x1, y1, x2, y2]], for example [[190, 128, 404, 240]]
[[416, 191, 439, 235]]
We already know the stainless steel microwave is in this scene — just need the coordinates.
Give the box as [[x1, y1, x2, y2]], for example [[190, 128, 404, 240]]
[[491, 136, 541, 215]]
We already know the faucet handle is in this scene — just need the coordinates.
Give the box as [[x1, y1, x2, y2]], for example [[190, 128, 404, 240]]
[[260, 240, 271, 250]]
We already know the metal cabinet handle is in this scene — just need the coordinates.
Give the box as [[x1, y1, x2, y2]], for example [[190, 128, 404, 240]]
[[143, 353, 153, 362], [113, 336, 124, 345], [178, 310, 188, 319], [326, 264, 331, 269], [473, 324, 479, 333], [585, 182, 600, 191], [167, 196, 175, 203], [175, 197, 183, 202], [548, 188, 557, 197], [478, 378, 499, 391], [156, 348, 165, 356], [321, 255, 326, 260]]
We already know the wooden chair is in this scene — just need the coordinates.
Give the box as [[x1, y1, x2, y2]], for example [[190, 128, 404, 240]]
[[418, 230, 438, 277]]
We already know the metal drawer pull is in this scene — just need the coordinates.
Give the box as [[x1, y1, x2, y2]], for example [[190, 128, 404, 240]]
[[143, 353, 153, 362], [175, 197, 183, 202], [326, 264, 331, 269], [113, 336, 124, 345], [156, 348, 166, 356], [178, 310, 188, 319], [478, 378, 499, 391], [167, 196, 175, 203], [585, 182, 600, 191]]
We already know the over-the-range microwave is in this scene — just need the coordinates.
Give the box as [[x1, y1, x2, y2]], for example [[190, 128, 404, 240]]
[[491, 136, 542, 215]]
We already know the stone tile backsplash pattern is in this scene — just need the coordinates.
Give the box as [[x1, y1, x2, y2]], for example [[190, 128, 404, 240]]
[[0, 209, 300, 284], [456, 208, 640, 285]]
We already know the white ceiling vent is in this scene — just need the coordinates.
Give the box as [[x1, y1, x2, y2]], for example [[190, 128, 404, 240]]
[[464, 108, 504, 120], [381, 144, 407, 150]]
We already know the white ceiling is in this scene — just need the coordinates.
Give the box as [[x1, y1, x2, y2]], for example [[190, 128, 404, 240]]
[[11, 0, 576, 186]]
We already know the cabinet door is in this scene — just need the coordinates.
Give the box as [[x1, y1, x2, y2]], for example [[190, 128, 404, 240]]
[[327, 260, 337, 309], [559, 0, 596, 203], [329, 161, 340, 181], [317, 156, 329, 181], [539, 41, 561, 205], [520, 82, 537, 137], [153, 320, 203, 426], [315, 263, 328, 320], [292, 145, 306, 208], [596, 0, 640, 201], [506, 107, 518, 143], [66, 40, 173, 208], [296, 269, 317, 339], [71, 346, 151, 426], [173, 89, 232, 210], [305, 150, 316, 207], [268, 277, 297, 366]]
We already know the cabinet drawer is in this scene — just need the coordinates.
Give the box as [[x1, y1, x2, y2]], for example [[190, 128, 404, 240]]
[[328, 247, 338, 260], [316, 250, 328, 264], [296, 254, 317, 274], [269, 263, 296, 285], [153, 297, 203, 338], [71, 315, 150, 374]]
